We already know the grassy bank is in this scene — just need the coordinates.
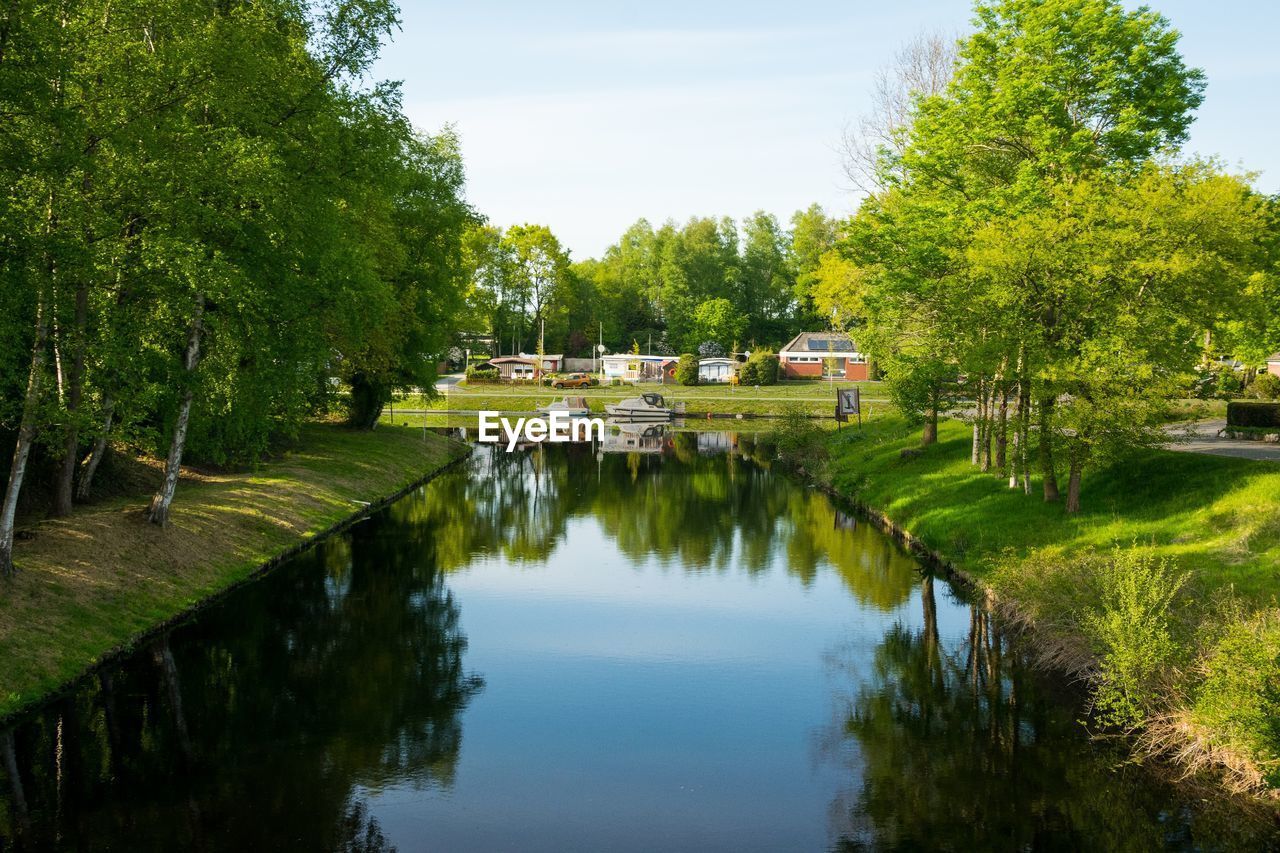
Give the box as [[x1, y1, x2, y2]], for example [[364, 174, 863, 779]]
[[819, 415, 1280, 795], [0, 423, 466, 720]]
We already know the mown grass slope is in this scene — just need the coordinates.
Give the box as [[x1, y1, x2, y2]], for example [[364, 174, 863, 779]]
[[0, 423, 466, 719]]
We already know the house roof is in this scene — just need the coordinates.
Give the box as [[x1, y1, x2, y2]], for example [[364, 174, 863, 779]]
[[780, 331, 860, 354], [602, 353, 676, 362], [517, 352, 563, 360], [489, 356, 536, 364], [698, 357, 735, 365]]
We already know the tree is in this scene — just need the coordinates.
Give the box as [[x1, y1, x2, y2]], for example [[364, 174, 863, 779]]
[[844, 0, 1260, 512], [675, 353, 700, 386], [689, 298, 747, 353]]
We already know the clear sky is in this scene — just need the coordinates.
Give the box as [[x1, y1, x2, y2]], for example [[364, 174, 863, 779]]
[[372, 1, 1280, 260]]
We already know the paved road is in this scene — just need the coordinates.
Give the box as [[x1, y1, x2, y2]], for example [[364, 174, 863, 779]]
[[432, 373, 466, 391], [1165, 418, 1280, 461]]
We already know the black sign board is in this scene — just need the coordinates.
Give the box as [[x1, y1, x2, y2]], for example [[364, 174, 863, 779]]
[[835, 388, 861, 427]]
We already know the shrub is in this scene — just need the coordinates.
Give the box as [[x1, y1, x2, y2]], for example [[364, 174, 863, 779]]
[[1226, 401, 1280, 428], [465, 366, 500, 383], [1251, 372, 1280, 401], [675, 353, 700, 386], [1192, 611, 1280, 788], [1080, 549, 1189, 730], [739, 350, 779, 386]]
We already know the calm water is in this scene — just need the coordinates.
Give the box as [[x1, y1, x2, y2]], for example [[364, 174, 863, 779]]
[[0, 432, 1273, 851]]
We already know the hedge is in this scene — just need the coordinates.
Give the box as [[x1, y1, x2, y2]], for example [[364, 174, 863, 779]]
[[1226, 401, 1280, 428]]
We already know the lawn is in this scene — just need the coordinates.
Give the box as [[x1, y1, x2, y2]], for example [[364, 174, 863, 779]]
[[0, 423, 467, 720], [827, 417, 1280, 603]]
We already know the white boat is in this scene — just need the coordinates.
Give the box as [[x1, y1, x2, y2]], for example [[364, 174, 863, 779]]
[[601, 421, 669, 454], [537, 395, 590, 417], [604, 392, 680, 420]]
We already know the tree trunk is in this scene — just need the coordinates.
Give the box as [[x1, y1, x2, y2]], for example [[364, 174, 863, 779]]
[[1039, 394, 1059, 502], [347, 372, 386, 430], [76, 394, 114, 501], [1065, 457, 1083, 514], [2, 728, 29, 832], [995, 384, 1008, 473], [147, 294, 204, 527], [921, 385, 938, 446], [0, 292, 48, 578], [53, 283, 88, 516], [982, 386, 994, 471]]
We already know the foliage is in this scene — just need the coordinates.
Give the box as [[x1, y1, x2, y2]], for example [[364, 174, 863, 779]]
[[674, 353, 700, 386], [1080, 550, 1189, 730], [688, 298, 747, 353], [738, 350, 779, 386], [464, 366, 500, 383], [0, 0, 475, 559], [1226, 401, 1280, 428], [1249, 372, 1280, 401], [1192, 364, 1247, 400], [842, 0, 1275, 511], [1192, 612, 1280, 788]]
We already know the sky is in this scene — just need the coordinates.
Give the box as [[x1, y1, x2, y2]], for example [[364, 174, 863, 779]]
[[371, 1, 1280, 260]]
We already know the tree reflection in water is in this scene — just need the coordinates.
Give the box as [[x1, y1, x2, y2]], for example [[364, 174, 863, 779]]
[[0, 507, 481, 850], [822, 574, 1272, 851], [405, 436, 919, 609]]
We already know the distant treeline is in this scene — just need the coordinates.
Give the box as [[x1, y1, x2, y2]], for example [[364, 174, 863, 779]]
[[459, 206, 861, 359], [0, 0, 473, 573]]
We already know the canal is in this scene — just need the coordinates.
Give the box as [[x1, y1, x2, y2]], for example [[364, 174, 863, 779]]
[[0, 432, 1271, 850]]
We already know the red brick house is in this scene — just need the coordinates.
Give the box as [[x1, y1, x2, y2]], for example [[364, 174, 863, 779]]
[[778, 332, 869, 380], [1267, 352, 1280, 377]]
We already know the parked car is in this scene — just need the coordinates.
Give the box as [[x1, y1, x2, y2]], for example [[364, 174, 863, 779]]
[[553, 372, 598, 389]]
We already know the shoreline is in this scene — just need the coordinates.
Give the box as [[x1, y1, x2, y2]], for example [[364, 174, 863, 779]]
[[0, 425, 471, 726], [806, 416, 1280, 810]]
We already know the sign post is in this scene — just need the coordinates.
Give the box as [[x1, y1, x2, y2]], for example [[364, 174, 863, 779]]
[[836, 388, 861, 429]]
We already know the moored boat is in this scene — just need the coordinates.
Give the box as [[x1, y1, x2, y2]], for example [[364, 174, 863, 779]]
[[604, 392, 680, 420]]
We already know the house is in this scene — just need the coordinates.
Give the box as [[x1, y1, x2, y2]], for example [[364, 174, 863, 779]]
[[601, 354, 678, 383], [487, 357, 538, 380], [1268, 352, 1280, 377], [486, 353, 563, 380], [698, 357, 736, 383], [778, 332, 868, 380]]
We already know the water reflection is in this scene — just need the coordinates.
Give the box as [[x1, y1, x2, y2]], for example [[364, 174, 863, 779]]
[[0, 435, 1273, 850], [0, 514, 481, 849]]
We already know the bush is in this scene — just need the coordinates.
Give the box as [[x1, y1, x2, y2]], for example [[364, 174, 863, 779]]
[[697, 340, 725, 358], [674, 353, 699, 386], [1081, 549, 1189, 730], [1192, 611, 1280, 788], [1251, 372, 1280, 401], [1226, 401, 1280, 428], [739, 350, 779, 386], [465, 366, 500, 383]]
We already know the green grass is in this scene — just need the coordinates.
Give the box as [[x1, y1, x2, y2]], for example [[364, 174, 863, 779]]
[[0, 423, 467, 720], [826, 417, 1280, 602]]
